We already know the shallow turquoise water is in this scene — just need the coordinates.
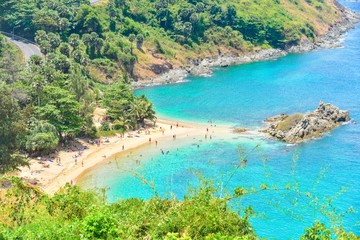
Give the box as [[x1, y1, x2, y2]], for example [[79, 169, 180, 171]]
[[80, 2, 360, 239]]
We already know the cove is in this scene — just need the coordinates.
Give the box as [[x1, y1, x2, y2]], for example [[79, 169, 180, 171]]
[[79, 2, 360, 239]]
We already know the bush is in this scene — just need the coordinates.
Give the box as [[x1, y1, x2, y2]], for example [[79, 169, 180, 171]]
[[101, 121, 111, 131]]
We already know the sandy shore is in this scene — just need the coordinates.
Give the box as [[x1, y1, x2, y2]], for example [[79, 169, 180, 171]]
[[17, 119, 231, 195]]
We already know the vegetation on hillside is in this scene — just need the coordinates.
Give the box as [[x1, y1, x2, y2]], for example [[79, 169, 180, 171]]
[[0, 1, 357, 238], [0, 176, 358, 239], [0, 35, 155, 172], [0, 0, 343, 80]]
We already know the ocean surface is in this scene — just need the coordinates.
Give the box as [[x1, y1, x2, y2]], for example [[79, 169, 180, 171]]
[[79, 2, 360, 239]]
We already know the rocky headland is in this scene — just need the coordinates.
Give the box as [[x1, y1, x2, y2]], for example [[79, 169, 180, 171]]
[[132, 4, 360, 89], [261, 102, 351, 143]]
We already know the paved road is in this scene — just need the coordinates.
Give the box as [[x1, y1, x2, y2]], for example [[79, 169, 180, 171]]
[[90, 0, 102, 4], [3, 0, 100, 61], [7, 37, 42, 61]]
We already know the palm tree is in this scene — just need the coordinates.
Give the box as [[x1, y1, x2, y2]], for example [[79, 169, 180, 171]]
[[68, 34, 81, 50], [136, 34, 144, 49], [114, 116, 133, 134], [130, 95, 156, 128], [129, 34, 136, 54], [32, 75, 46, 106]]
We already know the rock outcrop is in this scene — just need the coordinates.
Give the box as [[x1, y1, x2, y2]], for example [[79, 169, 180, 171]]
[[262, 102, 350, 143]]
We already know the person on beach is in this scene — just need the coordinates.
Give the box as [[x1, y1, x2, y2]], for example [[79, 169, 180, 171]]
[[155, 140, 158, 146], [170, 125, 173, 130], [176, 122, 179, 127], [82, 161, 84, 167], [122, 145, 124, 151], [149, 138, 151, 142]]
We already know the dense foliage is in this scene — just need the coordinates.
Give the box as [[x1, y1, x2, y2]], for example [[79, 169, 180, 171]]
[[0, 178, 257, 239], [0, 34, 155, 172], [0, 0, 342, 81], [0, 1, 356, 238], [0, 177, 358, 239]]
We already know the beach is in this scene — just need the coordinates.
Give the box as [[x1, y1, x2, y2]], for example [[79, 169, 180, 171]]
[[17, 119, 231, 195]]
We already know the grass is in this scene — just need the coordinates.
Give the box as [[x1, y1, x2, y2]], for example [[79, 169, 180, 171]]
[[276, 113, 303, 131], [97, 129, 124, 137]]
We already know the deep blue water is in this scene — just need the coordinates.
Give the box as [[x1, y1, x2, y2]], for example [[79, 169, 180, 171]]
[[80, 2, 360, 239]]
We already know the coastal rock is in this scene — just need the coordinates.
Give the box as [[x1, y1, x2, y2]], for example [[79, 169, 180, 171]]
[[188, 65, 212, 76], [288, 6, 360, 53], [233, 128, 248, 133], [134, 5, 360, 88], [262, 102, 350, 143], [150, 62, 173, 75], [264, 114, 288, 123]]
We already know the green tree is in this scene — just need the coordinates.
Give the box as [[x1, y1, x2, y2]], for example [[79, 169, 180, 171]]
[[136, 33, 144, 49], [32, 8, 60, 32], [36, 86, 84, 140], [67, 65, 90, 101], [47, 53, 71, 74], [128, 33, 135, 53], [26, 121, 59, 155], [0, 44, 24, 84], [103, 83, 134, 121], [68, 33, 81, 50], [130, 95, 156, 127], [300, 221, 331, 240], [0, 84, 28, 173], [75, 5, 104, 34], [30, 74, 47, 106], [47, 32, 61, 51], [59, 43, 71, 57]]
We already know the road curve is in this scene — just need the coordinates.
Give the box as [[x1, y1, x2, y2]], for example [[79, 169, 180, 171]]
[[7, 38, 42, 61], [3, 0, 100, 61], [90, 0, 102, 4]]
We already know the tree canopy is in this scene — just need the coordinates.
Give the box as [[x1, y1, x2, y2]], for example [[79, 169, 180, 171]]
[[0, 85, 28, 173]]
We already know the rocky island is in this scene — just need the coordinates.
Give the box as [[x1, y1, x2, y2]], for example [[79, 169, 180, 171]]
[[262, 102, 351, 143]]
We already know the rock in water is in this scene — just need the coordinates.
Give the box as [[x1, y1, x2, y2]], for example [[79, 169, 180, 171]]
[[262, 102, 350, 143]]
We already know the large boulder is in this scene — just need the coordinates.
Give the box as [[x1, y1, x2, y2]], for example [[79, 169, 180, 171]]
[[262, 102, 350, 143]]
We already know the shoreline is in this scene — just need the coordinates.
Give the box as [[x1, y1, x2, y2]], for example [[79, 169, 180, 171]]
[[15, 3, 360, 195], [17, 119, 231, 194], [132, 5, 360, 89]]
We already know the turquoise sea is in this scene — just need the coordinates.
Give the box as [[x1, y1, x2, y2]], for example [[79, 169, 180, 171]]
[[79, 2, 360, 239]]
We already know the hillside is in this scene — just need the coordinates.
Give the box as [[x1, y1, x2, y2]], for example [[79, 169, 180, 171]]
[[0, 0, 356, 176], [0, 0, 350, 83], [1, 1, 360, 238]]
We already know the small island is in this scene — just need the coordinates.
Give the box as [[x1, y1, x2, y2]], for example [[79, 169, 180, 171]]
[[262, 102, 350, 143]]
